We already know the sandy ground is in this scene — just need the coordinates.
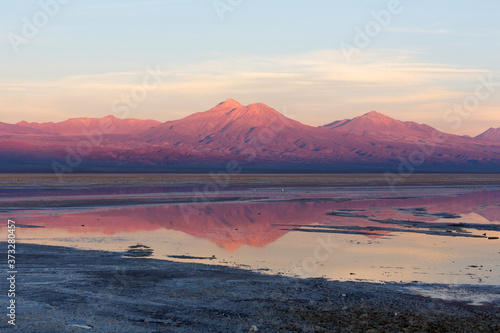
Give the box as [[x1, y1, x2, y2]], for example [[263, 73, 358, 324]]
[[1, 242, 499, 332]]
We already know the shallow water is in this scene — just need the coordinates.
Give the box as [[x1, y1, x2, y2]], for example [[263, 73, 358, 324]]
[[1, 174, 499, 288]]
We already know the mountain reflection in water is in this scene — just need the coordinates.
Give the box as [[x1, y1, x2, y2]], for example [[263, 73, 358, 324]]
[[9, 187, 500, 251]]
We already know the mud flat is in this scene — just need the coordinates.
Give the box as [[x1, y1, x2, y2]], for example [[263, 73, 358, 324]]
[[1, 243, 499, 332]]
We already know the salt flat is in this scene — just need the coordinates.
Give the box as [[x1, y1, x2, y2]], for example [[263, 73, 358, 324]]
[[1, 174, 499, 331]]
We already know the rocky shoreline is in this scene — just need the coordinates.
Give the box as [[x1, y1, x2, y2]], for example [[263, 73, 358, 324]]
[[1, 242, 499, 332]]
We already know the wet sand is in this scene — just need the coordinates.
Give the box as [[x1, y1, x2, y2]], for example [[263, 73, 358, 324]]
[[2, 242, 499, 332]]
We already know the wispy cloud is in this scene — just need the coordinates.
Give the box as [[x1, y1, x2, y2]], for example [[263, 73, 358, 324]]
[[1, 49, 498, 135]]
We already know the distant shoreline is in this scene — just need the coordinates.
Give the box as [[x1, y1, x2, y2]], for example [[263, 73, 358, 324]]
[[1, 173, 500, 188]]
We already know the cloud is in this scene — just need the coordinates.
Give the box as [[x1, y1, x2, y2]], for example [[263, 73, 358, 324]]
[[0, 49, 498, 135]]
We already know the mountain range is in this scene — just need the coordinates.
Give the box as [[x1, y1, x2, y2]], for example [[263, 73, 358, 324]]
[[1, 99, 499, 172]]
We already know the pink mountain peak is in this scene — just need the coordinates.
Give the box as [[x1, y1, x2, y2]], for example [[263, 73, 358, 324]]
[[142, 99, 307, 146], [476, 127, 500, 141], [102, 115, 118, 120], [198, 100, 285, 125], [363, 110, 391, 119], [323, 109, 439, 141], [217, 98, 242, 109], [247, 102, 270, 110], [246, 102, 281, 115]]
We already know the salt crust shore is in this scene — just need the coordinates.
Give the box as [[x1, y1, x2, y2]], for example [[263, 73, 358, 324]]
[[1, 243, 499, 332]]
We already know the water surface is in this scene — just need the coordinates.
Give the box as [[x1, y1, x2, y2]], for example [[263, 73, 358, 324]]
[[1, 174, 499, 287]]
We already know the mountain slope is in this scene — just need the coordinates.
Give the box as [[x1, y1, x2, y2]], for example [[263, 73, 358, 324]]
[[476, 127, 500, 142], [17, 115, 161, 135], [0, 122, 46, 135], [133, 101, 498, 170], [143, 99, 308, 142], [322, 111, 439, 141], [140, 99, 357, 163]]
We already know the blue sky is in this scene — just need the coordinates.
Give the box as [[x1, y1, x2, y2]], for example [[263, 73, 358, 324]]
[[1, 0, 499, 135]]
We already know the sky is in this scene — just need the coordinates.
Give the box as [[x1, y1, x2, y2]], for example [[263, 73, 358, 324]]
[[1, 0, 500, 135]]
